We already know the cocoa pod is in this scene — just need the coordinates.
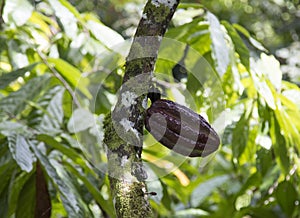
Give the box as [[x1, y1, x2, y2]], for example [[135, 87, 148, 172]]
[[145, 99, 220, 157]]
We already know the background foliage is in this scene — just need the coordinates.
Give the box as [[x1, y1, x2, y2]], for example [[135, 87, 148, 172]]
[[0, 0, 299, 217]]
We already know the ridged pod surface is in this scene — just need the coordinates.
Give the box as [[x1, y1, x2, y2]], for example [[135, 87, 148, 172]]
[[145, 99, 220, 157]]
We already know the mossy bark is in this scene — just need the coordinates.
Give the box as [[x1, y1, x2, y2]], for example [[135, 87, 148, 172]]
[[103, 0, 180, 217]]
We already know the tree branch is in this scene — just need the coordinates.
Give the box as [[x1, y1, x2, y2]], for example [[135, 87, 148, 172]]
[[104, 0, 180, 217], [0, 0, 5, 29]]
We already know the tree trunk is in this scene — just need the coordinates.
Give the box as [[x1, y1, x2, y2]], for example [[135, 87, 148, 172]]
[[103, 0, 180, 217]]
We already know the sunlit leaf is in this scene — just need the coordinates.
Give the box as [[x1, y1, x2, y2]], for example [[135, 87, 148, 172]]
[[174, 208, 209, 217], [47, 58, 91, 99], [2, 0, 33, 26], [86, 20, 124, 50], [254, 54, 282, 90], [7, 40, 30, 68], [206, 11, 229, 76], [49, 0, 78, 39], [222, 21, 250, 71], [233, 24, 267, 52]]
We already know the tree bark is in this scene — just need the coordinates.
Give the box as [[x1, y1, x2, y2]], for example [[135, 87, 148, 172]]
[[103, 0, 180, 217], [0, 0, 5, 29]]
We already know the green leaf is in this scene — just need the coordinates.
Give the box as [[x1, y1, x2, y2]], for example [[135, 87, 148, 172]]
[[67, 108, 94, 133], [7, 133, 36, 172], [36, 134, 82, 163], [63, 161, 115, 217], [206, 11, 229, 76], [191, 175, 230, 207], [7, 171, 33, 216], [233, 24, 267, 52], [0, 182, 9, 217], [269, 114, 289, 175], [86, 20, 124, 50], [15, 173, 36, 218], [0, 121, 29, 137], [47, 58, 91, 99], [0, 63, 38, 89], [48, 0, 78, 39], [28, 86, 64, 134], [2, 0, 33, 26], [275, 181, 297, 216], [29, 140, 83, 217], [0, 157, 16, 197], [174, 208, 209, 217], [251, 71, 276, 109], [39, 86, 65, 134], [0, 75, 50, 115], [236, 172, 262, 197], [222, 21, 250, 71], [232, 112, 249, 159]]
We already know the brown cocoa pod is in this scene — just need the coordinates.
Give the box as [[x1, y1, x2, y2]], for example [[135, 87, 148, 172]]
[[145, 99, 220, 157]]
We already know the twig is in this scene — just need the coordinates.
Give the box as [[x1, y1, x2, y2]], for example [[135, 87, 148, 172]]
[[37, 50, 81, 108]]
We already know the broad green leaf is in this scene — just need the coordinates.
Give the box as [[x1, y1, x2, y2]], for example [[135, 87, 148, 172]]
[[255, 54, 282, 90], [15, 173, 36, 218], [0, 183, 9, 217], [206, 11, 229, 76], [7, 171, 33, 216], [269, 114, 289, 175], [0, 75, 50, 115], [36, 133, 101, 182], [222, 21, 250, 71], [29, 140, 83, 217], [67, 108, 94, 133], [86, 20, 124, 50], [233, 24, 267, 52], [250, 70, 276, 109], [281, 89, 300, 109], [191, 175, 230, 207], [174, 208, 209, 217], [36, 134, 82, 164], [47, 58, 91, 99], [39, 86, 65, 134], [48, 0, 78, 39], [7, 133, 36, 172], [232, 112, 249, 159], [275, 181, 297, 216], [7, 40, 30, 68], [0, 63, 38, 89], [236, 172, 261, 197], [58, 0, 82, 20], [256, 148, 273, 177], [0, 121, 29, 137], [0, 159, 16, 196], [63, 161, 115, 217], [2, 0, 33, 26]]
